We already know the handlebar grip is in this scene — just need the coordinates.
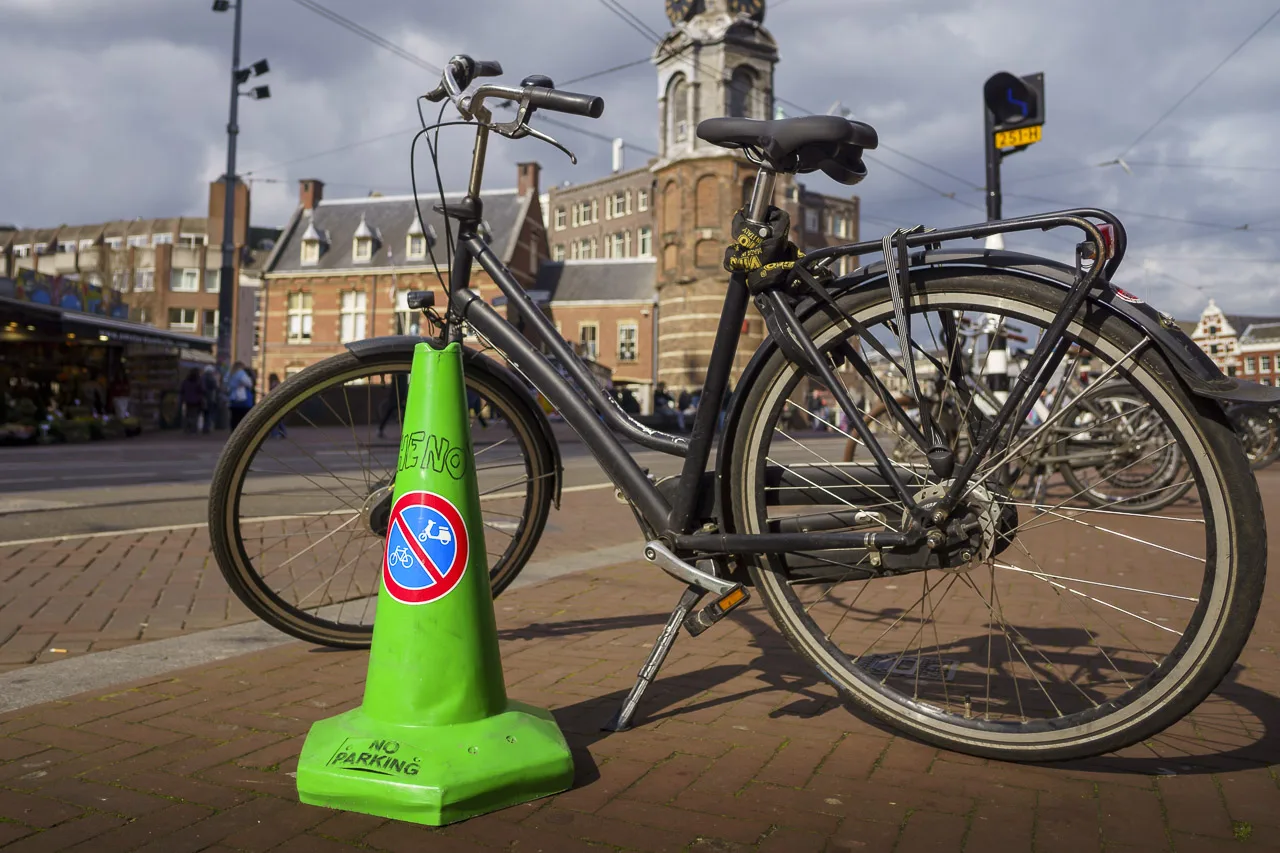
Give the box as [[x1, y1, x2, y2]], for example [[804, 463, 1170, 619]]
[[473, 60, 504, 78], [525, 87, 605, 118]]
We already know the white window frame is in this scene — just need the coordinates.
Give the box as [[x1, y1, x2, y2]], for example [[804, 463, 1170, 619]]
[[637, 189, 649, 212], [105, 237, 123, 250], [353, 236, 373, 263], [202, 308, 219, 338], [578, 322, 599, 360], [590, 198, 599, 223], [1263, 355, 1273, 372], [205, 269, 220, 293], [406, 234, 427, 260], [79, 238, 96, 250], [179, 233, 206, 249], [804, 208, 820, 233], [57, 240, 77, 254], [287, 292, 314, 344], [552, 244, 566, 261], [134, 269, 155, 291], [1245, 356, 1257, 373], [554, 208, 567, 230], [127, 235, 148, 248], [301, 239, 320, 265], [111, 270, 128, 292], [172, 268, 200, 292], [638, 226, 652, 257], [34, 243, 48, 255], [12, 244, 30, 258], [152, 233, 173, 246], [168, 307, 198, 332], [618, 322, 638, 362], [339, 290, 368, 343]]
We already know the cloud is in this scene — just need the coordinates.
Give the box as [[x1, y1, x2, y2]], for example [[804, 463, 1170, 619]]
[[2, 0, 1278, 314]]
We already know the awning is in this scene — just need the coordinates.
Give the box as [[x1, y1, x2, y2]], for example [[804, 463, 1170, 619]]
[[0, 295, 215, 352]]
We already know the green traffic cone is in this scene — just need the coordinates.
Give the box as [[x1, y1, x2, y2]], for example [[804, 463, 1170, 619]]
[[296, 341, 574, 825]]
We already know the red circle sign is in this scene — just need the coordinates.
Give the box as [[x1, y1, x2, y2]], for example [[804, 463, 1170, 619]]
[[382, 491, 470, 605]]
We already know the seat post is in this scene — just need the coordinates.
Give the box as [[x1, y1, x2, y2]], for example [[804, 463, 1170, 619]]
[[745, 167, 777, 225]]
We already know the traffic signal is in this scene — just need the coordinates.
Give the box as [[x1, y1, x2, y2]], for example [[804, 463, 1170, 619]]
[[984, 72, 1044, 149]]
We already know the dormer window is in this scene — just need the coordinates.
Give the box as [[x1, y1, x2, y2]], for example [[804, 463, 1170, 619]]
[[300, 214, 324, 266], [353, 214, 375, 263], [406, 215, 434, 261]]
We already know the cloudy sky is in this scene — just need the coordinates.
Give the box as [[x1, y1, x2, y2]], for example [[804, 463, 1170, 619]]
[[3, 0, 1279, 317]]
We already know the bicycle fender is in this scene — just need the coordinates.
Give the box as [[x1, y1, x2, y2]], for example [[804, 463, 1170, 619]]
[[344, 336, 563, 506], [714, 249, 1280, 533]]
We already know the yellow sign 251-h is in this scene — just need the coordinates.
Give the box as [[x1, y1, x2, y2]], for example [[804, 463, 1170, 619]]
[[994, 124, 1043, 149]]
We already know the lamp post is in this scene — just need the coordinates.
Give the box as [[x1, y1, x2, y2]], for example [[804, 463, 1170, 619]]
[[212, 0, 269, 388]]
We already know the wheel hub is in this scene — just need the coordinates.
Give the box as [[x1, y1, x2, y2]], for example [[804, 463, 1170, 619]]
[[904, 480, 1017, 571], [363, 482, 394, 537]]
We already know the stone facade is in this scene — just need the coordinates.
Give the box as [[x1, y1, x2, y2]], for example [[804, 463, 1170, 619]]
[[1187, 299, 1280, 380], [543, 167, 657, 262]]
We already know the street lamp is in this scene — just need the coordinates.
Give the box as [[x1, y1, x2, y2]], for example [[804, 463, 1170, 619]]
[[212, 0, 270, 420]]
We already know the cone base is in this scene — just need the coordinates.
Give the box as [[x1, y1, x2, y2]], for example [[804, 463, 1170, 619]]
[[296, 700, 574, 826]]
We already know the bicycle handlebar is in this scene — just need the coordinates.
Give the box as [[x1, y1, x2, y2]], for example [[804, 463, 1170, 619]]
[[525, 86, 605, 118], [424, 53, 605, 124]]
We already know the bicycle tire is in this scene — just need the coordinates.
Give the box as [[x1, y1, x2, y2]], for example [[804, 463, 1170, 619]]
[[208, 346, 555, 648], [729, 270, 1265, 761]]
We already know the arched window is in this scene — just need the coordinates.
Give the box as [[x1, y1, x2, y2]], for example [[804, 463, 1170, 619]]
[[727, 66, 756, 118], [668, 74, 690, 143]]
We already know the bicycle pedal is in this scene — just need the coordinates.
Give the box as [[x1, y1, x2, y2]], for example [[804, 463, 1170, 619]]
[[682, 585, 749, 637]]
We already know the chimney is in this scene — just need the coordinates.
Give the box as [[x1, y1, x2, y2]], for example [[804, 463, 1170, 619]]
[[299, 178, 324, 210], [517, 162, 540, 198], [612, 138, 625, 173]]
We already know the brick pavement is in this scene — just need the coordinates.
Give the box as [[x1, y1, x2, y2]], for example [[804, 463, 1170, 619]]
[[0, 488, 637, 673], [2, 544, 1280, 851]]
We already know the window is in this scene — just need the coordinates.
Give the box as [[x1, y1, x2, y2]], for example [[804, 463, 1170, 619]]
[[172, 268, 200, 292], [340, 290, 368, 343], [202, 309, 219, 338], [1209, 343, 1219, 355], [105, 237, 123, 250], [87, 273, 103, 288], [638, 226, 652, 257], [168, 307, 198, 332], [287, 292, 313, 343], [353, 236, 373, 262], [179, 233, 205, 248], [552, 244, 566, 261], [394, 290, 424, 336], [1263, 355, 1273, 371], [1246, 357, 1256, 373], [578, 322, 599, 359], [591, 199, 599, 223], [205, 269, 220, 293], [12, 244, 30, 258], [608, 231, 630, 258], [406, 234, 427, 260], [637, 190, 649, 212], [79, 238, 96, 250], [111, 271, 128, 292], [804, 208, 820, 233], [668, 74, 689, 143], [727, 66, 757, 118], [831, 214, 851, 239], [554, 208, 567, 230], [152, 233, 173, 246], [1208, 325, 1218, 335], [618, 323, 638, 362], [34, 242, 48, 255], [1228, 365, 1237, 377], [127, 235, 148, 248], [607, 191, 630, 219], [572, 237, 597, 260], [57, 240, 77, 254], [572, 200, 596, 227], [134, 270, 154, 291], [301, 239, 320, 265]]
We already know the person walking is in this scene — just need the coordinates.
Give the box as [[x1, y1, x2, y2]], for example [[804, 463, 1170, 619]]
[[227, 361, 254, 430], [179, 368, 205, 434], [200, 365, 220, 433]]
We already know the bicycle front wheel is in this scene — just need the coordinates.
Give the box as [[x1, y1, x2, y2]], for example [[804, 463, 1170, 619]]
[[208, 346, 555, 648], [730, 271, 1266, 761]]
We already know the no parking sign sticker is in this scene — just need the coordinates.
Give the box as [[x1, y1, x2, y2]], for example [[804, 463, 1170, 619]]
[[382, 490, 470, 605]]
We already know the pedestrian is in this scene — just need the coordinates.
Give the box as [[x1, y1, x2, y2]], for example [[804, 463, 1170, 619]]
[[179, 368, 205, 434], [227, 361, 254, 430], [201, 365, 220, 433], [467, 388, 488, 429], [267, 373, 287, 438], [377, 372, 411, 438]]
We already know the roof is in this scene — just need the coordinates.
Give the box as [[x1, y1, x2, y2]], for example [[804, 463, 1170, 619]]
[[267, 189, 528, 274], [0, 294, 214, 352], [1241, 322, 1280, 345], [1226, 314, 1280, 334], [536, 258, 657, 303]]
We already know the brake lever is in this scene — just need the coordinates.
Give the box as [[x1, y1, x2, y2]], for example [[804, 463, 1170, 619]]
[[517, 124, 577, 164], [489, 96, 578, 163]]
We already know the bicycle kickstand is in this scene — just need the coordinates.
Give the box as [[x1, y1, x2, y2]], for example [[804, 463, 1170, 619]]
[[603, 585, 705, 733]]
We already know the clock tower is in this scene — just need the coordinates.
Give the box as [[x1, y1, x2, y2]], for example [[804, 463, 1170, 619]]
[[652, 0, 783, 391]]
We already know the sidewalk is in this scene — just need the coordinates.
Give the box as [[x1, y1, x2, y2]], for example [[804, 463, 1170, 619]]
[[2, 551, 1279, 853]]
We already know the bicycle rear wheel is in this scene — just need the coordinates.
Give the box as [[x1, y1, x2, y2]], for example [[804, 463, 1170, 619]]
[[729, 271, 1265, 761], [208, 346, 555, 648]]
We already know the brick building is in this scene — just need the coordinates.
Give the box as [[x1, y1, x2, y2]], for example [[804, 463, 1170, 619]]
[[258, 164, 549, 381], [1186, 299, 1280, 379], [0, 180, 271, 366], [544, 165, 657, 262]]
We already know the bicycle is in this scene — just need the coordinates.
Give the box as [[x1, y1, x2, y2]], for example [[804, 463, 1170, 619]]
[[211, 54, 1279, 761]]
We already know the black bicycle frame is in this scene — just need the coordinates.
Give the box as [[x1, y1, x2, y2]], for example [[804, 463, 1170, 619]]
[[437, 151, 1120, 556]]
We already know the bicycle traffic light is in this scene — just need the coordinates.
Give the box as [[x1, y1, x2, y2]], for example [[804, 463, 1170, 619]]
[[984, 71, 1045, 150]]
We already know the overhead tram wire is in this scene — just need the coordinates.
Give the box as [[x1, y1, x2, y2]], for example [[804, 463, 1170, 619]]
[[1115, 3, 1280, 159], [286, 0, 441, 74]]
